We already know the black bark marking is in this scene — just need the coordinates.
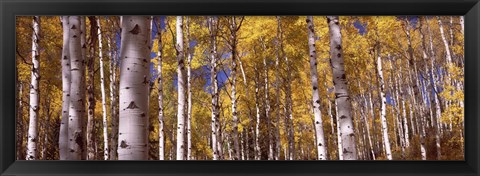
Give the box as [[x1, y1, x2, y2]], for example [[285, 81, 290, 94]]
[[73, 35, 77, 38], [313, 86, 317, 90], [336, 45, 342, 50], [129, 24, 140, 35], [306, 18, 311, 23], [141, 113, 146, 117], [120, 140, 129, 148], [315, 100, 320, 104], [316, 121, 320, 124], [341, 74, 346, 80], [127, 101, 139, 109], [75, 132, 83, 150], [318, 143, 322, 146], [327, 18, 331, 24], [335, 21, 339, 25], [337, 53, 341, 57], [71, 25, 76, 29], [340, 115, 347, 119]]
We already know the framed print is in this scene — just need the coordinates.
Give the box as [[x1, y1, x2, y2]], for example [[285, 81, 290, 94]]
[[1, 0, 479, 175]]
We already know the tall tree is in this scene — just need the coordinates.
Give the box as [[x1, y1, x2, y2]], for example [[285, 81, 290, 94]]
[[209, 16, 220, 160], [156, 16, 165, 160], [97, 17, 110, 160], [327, 16, 357, 160], [59, 16, 71, 160], [117, 16, 151, 160], [185, 16, 193, 160], [68, 16, 86, 160], [86, 16, 98, 160], [26, 16, 41, 160], [175, 16, 187, 160], [108, 17, 119, 160], [229, 16, 243, 160], [306, 16, 328, 160]]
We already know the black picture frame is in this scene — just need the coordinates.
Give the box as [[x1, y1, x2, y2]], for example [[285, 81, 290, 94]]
[[1, 0, 479, 175]]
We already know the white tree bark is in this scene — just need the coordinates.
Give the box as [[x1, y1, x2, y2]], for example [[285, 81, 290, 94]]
[[229, 16, 241, 160], [175, 16, 187, 160], [26, 16, 41, 160], [253, 67, 261, 160], [185, 16, 193, 160], [261, 40, 274, 160], [375, 47, 392, 160], [209, 16, 220, 160], [67, 16, 86, 160], [327, 16, 357, 160], [306, 16, 328, 160], [96, 17, 110, 160], [117, 16, 151, 160], [437, 16, 453, 65], [155, 17, 165, 160], [59, 16, 71, 160]]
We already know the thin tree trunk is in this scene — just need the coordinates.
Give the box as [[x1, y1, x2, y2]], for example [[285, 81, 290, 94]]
[[261, 40, 274, 160], [86, 16, 97, 160], [374, 44, 392, 160], [306, 16, 328, 160], [67, 16, 86, 160], [209, 16, 220, 160], [254, 67, 261, 160], [108, 25, 119, 160], [185, 16, 193, 160], [80, 17, 87, 160], [41, 96, 51, 160], [274, 16, 283, 160], [175, 16, 187, 160], [117, 16, 151, 160], [96, 17, 110, 160], [229, 16, 241, 160], [17, 81, 25, 160], [59, 16, 71, 160], [327, 16, 357, 160], [156, 16, 165, 160]]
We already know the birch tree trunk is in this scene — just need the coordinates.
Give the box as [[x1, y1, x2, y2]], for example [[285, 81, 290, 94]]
[[96, 17, 110, 160], [117, 16, 151, 160], [17, 81, 25, 160], [108, 28, 119, 160], [80, 17, 87, 160], [374, 45, 392, 160], [67, 16, 86, 160], [327, 16, 357, 160], [26, 16, 41, 160], [59, 16, 71, 160], [285, 58, 295, 160], [209, 16, 220, 160], [261, 40, 274, 160], [86, 16, 97, 160], [274, 16, 283, 160], [254, 67, 261, 160], [229, 16, 241, 160], [156, 17, 165, 160], [175, 16, 187, 160], [185, 16, 193, 160], [306, 16, 328, 160]]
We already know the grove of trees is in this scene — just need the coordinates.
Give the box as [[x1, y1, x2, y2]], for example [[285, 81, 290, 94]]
[[15, 16, 464, 160]]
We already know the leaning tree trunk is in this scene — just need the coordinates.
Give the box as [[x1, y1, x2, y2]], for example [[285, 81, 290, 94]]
[[306, 16, 328, 160], [175, 16, 187, 160], [374, 44, 392, 160], [59, 16, 71, 160], [86, 16, 97, 160], [96, 17, 110, 160], [26, 16, 41, 161], [209, 16, 220, 160], [68, 16, 86, 160], [156, 16, 165, 160], [117, 16, 151, 160], [327, 16, 357, 160]]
